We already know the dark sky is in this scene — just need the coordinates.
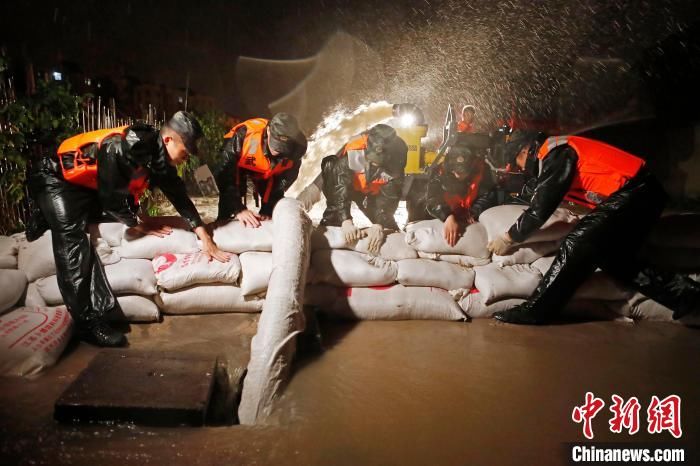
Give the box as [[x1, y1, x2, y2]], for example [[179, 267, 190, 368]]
[[2, 0, 700, 122]]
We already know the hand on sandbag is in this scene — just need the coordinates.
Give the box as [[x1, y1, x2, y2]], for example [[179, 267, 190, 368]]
[[365, 224, 385, 255], [443, 214, 461, 247], [259, 214, 271, 221], [487, 232, 514, 256], [341, 219, 364, 244], [236, 209, 263, 228], [194, 226, 232, 263], [127, 220, 173, 238]]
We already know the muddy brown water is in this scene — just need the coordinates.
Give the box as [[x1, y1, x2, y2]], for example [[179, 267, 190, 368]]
[[2, 316, 697, 466]]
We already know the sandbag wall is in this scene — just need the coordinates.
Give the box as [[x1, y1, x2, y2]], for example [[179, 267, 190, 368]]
[[305, 205, 700, 324]]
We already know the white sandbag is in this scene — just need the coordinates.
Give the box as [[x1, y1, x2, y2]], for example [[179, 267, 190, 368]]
[[454, 289, 526, 318], [0, 306, 73, 377], [455, 289, 631, 321], [117, 228, 199, 259], [24, 283, 46, 307], [35, 259, 157, 305], [0, 255, 17, 269], [93, 237, 121, 265], [574, 272, 634, 301], [473, 263, 543, 304], [153, 252, 241, 291], [492, 241, 560, 266], [116, 295, 160, 322], [531, 255, 556, 275], [625, 293, 700, 325], [404, 219, 489, 258], [18, 231, 120, 281], [0, 236, 18, 257], [310, 227, 418, 260], [0, 236, 19, 268], [479, 204, 579, 244], [397, 259, 475, 291], [239, 199, 312, 424], [212, 219, 274, 253], [88, 223, 126, 247], [416, 251, 491, 267], [311, 249, 397, 287], [0, 269, 28, 314], [305, 284, 467, 321], [239, 251, 274, 296], [157, 284, 265, 314], [17, 231, 55, 281]]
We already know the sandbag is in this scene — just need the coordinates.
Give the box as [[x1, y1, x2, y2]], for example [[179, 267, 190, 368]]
[[117, 228, 199, 259], [0, 255, 17, 269], [35, 259, 157, 305], [479, 204, 579, 244], [0, 270, 28, 314], [416, 251, 490, 267], [24, 283, 46, 307], [0, 236, 18, 269], [404, 219, 489, 258], [0, 306, 73, 377], [310, 228, 418, 260], [18, 230, 121, 281], [473, 263, 543, 304], [454, 290, 526, 318], [153, 252, 241, 291], [492, 241, 560, 266], [574, 271, 634, 301], [625, 293, 700, 325], [88, 222, 126, 247], [115, 295, 160, 322], [239, 198, 312, 425], [157, 284, 264, 314], [306, 284, 467, 321], [212, 219, 274, 253], [17, 231, 56, 281], [397, 259, 475, 291], [239, 251, 274, 296], [311, 249, 397, 287], [0, 236, 18, 257], [531, 255, 556, 275]]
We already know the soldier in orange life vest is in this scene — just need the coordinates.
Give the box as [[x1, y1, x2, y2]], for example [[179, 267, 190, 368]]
[[214, 113, 307, 227], [27, 112, 230, 347], [422, 143, 495, 246], [488, 133, 700, 325], [457, 105, 476, 133], [320, 124, 408, 254]]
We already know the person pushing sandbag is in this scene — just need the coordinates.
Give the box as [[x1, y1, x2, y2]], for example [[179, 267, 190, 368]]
[[319, 124, 408, 254], [26, 111, 230, 347], [488, 132, 700, 324]]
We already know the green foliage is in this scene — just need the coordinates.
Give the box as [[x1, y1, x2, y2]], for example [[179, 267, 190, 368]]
[[193, 109, 228, 169], [0, 79, 83, 205]]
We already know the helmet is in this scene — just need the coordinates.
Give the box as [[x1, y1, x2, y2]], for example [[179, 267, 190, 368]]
[[504, 131, 546, 168]]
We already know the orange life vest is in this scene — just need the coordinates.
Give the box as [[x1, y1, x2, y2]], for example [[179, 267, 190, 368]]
[[224, 118, 295, 203], [442, 164, 484, 215], [341, 134, 389, 195], [56, 126, 151, 202], [457, 120, 474, 133], [537, 135, 645, 209]]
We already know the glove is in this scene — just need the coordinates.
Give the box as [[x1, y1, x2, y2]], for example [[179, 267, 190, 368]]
[[341, 219, 364, 244], [487, 232, 514, 256], [365, 224, 385, 255]]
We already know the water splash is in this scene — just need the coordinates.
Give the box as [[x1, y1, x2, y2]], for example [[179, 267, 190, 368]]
[[287, 101, 394, 198]]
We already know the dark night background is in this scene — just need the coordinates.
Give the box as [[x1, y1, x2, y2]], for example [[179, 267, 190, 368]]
[[2, 0, 700, 126]]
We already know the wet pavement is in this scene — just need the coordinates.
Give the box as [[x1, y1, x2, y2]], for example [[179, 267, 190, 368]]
[[1, 316, 698, 465]]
